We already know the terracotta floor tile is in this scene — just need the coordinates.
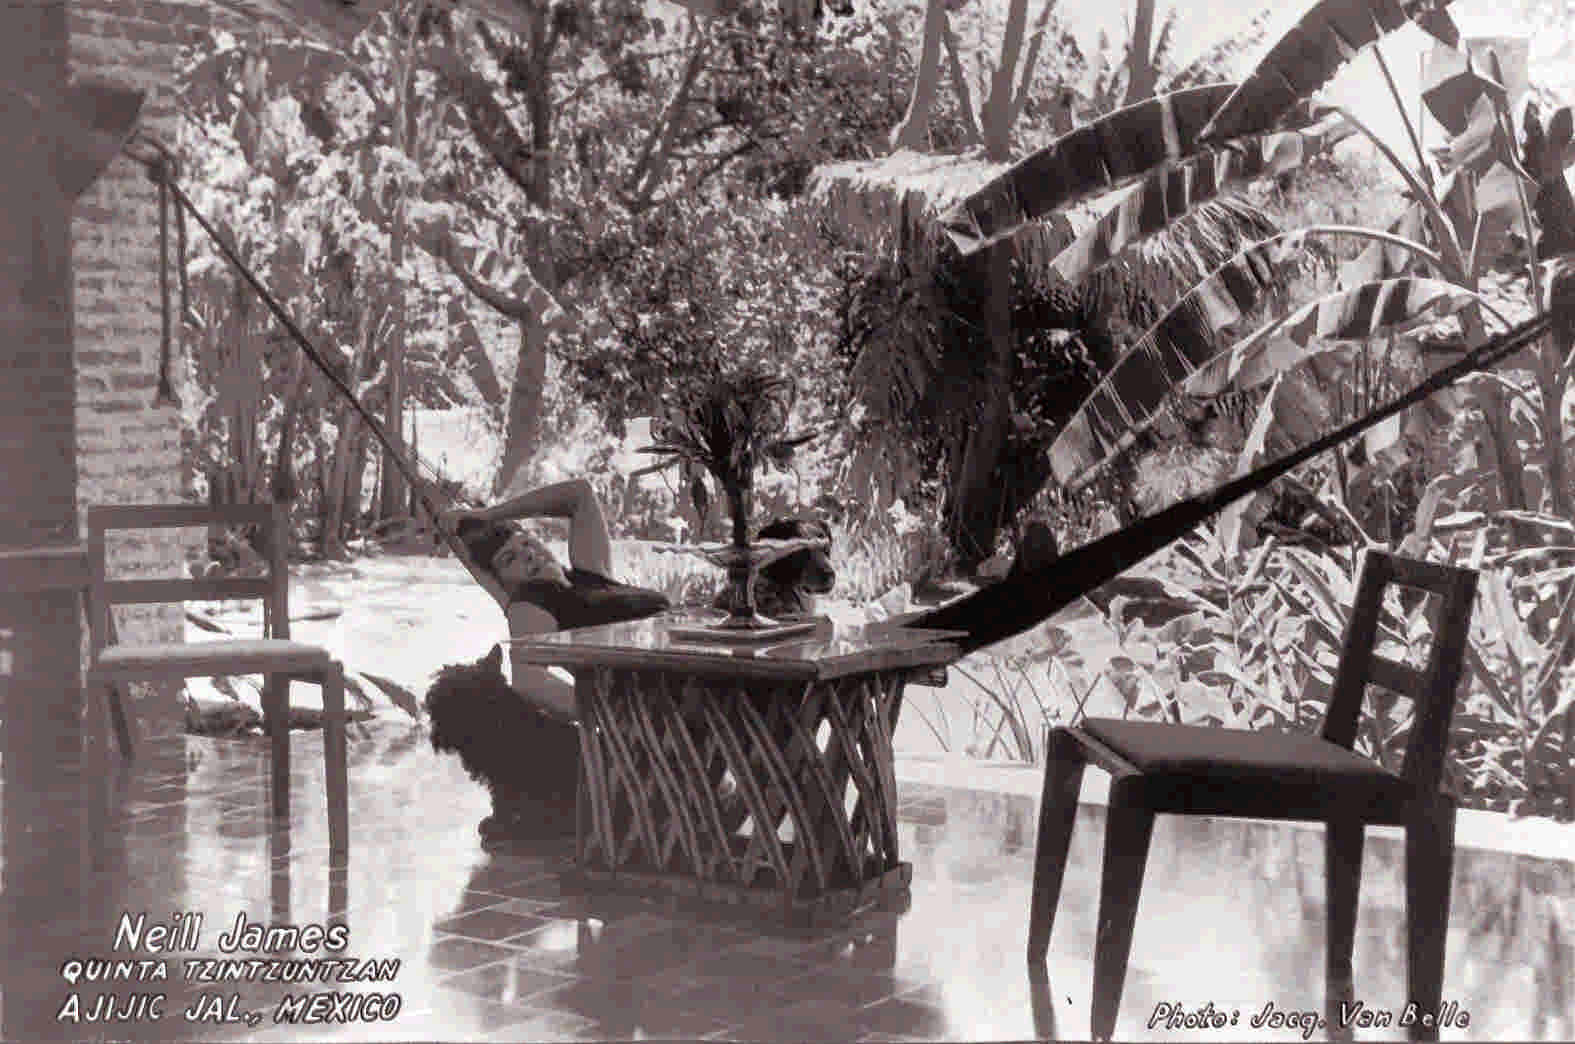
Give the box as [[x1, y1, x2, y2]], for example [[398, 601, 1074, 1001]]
[[435, 957, 579, 1006], [3, 725, 1568, 1042], [434, 906, 555, 942], [424, 935, 526, 973]]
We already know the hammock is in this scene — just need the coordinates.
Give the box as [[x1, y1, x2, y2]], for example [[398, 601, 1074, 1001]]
[[123, 133, 1558, 656], [909, 308, 1550, 655]]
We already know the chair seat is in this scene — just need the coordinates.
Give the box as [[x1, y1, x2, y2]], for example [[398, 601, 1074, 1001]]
[[1081, 717, 1414, 803], [92, 638, 336, 679]]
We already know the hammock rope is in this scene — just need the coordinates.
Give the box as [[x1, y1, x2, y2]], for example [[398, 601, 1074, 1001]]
[[125, 132, 470, 554]]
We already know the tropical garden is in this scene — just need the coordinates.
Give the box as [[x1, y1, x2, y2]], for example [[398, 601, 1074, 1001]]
[[166, 0, 1575, 822]]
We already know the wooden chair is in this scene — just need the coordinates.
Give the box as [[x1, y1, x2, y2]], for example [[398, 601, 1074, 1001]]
[[1027, 550, 1478, 1041], [86, 502, 348, 860]]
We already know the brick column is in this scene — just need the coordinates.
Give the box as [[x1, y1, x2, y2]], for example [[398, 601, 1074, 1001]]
[[0, 8, 94, 1036], [70, 0, 222, 735], [0, 2, 84, 768]]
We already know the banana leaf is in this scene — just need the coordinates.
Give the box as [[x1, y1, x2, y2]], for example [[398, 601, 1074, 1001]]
[[1340, 198, 1432, 286], [1200, 0, 1460, 145], [1051, 115, 1353, 284], [1048, 235, 1309, 487], [907, 311, 1550, 655], [938, 83, 1240, 255], [1421, 44, 1508, 137], [1184, 277, 1483, 395]]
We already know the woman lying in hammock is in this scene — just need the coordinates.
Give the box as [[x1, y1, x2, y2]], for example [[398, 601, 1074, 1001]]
[[426, 477, 670, 843]]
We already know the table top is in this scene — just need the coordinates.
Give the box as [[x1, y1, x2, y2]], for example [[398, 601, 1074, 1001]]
[[508, 611, 963, 683]]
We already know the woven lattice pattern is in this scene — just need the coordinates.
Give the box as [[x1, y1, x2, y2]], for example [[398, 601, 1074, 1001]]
[[576, 666, 911, 905]]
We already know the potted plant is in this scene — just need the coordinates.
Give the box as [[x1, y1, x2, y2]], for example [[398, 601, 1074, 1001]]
[[641, 367, 818, 630]]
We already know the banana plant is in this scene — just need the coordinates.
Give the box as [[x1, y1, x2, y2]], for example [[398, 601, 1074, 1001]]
[[905, 0, 1575, 654], [938, 0, 1575, 535]]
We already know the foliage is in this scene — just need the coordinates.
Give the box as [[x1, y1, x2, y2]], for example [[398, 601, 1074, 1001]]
[[907, 0, 1575, 818], [163, 0, 1575, 822], [925, 518, 1573, 820]]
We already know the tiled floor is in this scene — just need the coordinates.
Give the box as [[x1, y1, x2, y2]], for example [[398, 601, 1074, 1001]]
[[3, 722, 1572, 1042]]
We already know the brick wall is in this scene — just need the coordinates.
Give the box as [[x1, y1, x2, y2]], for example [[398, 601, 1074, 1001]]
[[0, 3, 89, 767], [69, 0, 228, 734]]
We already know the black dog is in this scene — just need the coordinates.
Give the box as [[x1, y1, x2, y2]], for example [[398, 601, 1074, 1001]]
[[714, 518, 836, 619], [424, 644, 579, 843]]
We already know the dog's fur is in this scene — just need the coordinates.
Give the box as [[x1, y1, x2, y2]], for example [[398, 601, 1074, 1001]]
[[424, 644, 578, 842], [714, 517, 836, 619]]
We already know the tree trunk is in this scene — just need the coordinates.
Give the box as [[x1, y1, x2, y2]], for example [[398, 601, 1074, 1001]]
[[320, 408, 359, 559], [1546, 265, 1575, 521], [377, 9, 423, 522], [889, 0, 946, 152], [271, 360, 309, 508], [526, 6, 553, 210], [320, 310, 376, 558], [494, 21, 557, 497], [1123, 0, 1158, 105], [981, 0, 1030, 162], [377, 315, 406, 520], [947, 242, 1016, 569], [348, 424, 373, 533], [494, 318, 548, 497]]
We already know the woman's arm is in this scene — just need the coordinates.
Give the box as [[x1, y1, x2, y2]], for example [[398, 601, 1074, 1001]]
[[480, 477, 613, 578]]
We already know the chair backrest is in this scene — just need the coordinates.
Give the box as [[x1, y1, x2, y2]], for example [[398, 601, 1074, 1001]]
[[86, 502, 289, 655], [1318, 549, 1479, 792]]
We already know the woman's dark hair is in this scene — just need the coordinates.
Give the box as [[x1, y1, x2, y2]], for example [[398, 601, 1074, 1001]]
[[456, 517, 517, 576]]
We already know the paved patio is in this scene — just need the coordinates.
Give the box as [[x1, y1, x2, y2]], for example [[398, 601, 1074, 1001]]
[[2, 721, 1570, 1042]]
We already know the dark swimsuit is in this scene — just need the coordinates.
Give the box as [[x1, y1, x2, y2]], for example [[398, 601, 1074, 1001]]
[[510, 567, 671, 631]]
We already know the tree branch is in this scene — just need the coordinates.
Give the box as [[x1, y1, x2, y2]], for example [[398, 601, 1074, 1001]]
[[429, 43, 539, 201], [623, 24, 713, 210], [435, 235, 568, 330]]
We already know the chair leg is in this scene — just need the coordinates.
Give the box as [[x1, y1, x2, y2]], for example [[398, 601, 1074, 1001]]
[[1325, 819, 1364, 1036], [1028, 727, 1087, 964], [104, 680, 137, 759], [321, 663, 349, 864], [1090, 783, 1155, 1042], [263, 675, 290, 821], [1028, 961, 1058, 1040], [1405, 798, 1455, 1042]]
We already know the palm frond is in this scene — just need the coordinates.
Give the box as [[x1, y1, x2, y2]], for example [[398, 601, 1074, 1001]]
[[1053, 271, 1481, 489], [911, 311, 1551, 655]]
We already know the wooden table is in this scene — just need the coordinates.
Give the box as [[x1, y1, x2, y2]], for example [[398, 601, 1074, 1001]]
[[509, 613, 961, 933]]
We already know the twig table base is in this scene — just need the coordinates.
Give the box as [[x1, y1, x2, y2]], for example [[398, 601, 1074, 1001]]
[[509, 615, 960, 934]]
